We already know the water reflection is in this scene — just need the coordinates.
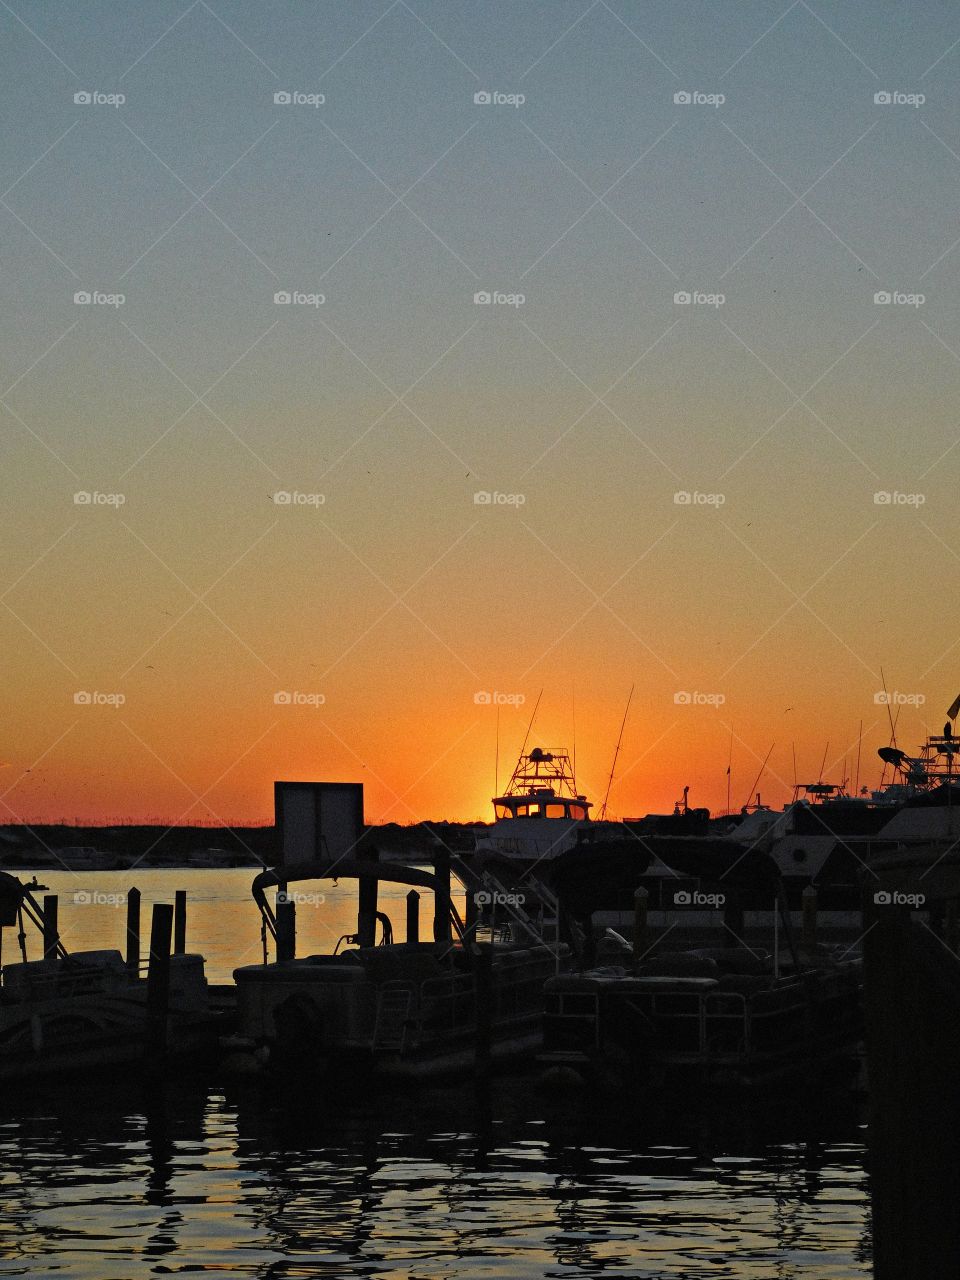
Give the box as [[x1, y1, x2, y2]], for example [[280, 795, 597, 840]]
[[0, 1075, 870, 1278]]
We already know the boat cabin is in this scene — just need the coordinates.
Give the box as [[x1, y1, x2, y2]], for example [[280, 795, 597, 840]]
[[491, 747, 591, 822], [493, 793, 590, 821]]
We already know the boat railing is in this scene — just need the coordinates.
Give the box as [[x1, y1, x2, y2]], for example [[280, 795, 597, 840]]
[[376, 951, 556, 1051], [1, 964, 133, 1001], [548, 970, 859, 1063]]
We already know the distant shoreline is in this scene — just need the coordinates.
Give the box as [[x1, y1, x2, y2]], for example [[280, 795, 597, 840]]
[[0, 820, 481, 870]]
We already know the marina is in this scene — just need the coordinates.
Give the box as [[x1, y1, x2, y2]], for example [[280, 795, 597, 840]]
[[0, 713, 955, 1277], [3, 1, 955, 1270]]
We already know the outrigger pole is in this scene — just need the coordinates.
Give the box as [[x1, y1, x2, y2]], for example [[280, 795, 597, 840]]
[[600, 684, 634, 820]]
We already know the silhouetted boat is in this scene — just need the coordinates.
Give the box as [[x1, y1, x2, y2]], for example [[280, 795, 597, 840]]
[[0, 872, 219, 1080], [473, 746, 610, 866], [539, 940, 862, 1090], [227, 848, 564, 1081]]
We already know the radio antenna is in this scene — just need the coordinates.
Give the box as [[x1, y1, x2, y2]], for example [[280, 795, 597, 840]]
[[571, 683, 577, 791], [855, 720, 863, 794], [726, 728, 733, 815], [494, 703, 500, 797], [508, 689, 543, 789]]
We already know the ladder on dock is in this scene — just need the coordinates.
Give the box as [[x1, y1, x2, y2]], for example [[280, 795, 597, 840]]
[[456, 859, 563, 949], [373, 984, 412, 1054]]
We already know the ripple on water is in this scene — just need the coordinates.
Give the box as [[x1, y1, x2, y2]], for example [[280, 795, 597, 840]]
[[0, 1081, 870, 1280]]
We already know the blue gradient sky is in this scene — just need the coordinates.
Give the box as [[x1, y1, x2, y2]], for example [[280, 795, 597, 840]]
[[2, 1, 960, 823]]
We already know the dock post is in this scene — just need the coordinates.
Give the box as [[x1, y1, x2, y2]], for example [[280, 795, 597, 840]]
[[473, 941, 493, 1086], [406, 890, 420, 945], [42, 895, 58, 960], [146, 903, 173, 1064], [433, 847, 451, 945], [802, 885, 817, 946], [173, 890, 186, 955], [632, 887, 649, 965], [464, 878, 479, 935], [276, 887, 296, 963], [358, 846, 380, 948], [126, 888, 141, 972]]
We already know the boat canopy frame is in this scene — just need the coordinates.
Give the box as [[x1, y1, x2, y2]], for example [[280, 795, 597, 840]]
[[251, 857, 470, 949]]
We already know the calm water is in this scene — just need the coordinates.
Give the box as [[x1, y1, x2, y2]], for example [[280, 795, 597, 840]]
[[6, 868, 469, 983], [0, 1077, 870, 1280], [0, 870, 871, 1278]]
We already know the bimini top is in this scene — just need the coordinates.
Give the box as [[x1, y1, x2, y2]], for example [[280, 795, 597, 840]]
[[492, 747, 592, 821]]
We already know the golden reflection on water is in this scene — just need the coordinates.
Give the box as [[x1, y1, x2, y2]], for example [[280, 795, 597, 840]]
[[0, 1075, 870, 1279], [8, 868, 464, 982]]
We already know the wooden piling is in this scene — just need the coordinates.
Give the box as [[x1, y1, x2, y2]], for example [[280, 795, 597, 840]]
[[173, 890, 186, 955], [406, 890, 420, 945], [125, 888, 141, 972], [433, 847, 451, 944], [276, 887, 296, 963], [145, 903, 173, 1063], [42, 895, 59, 960], [464, 879, 479, 936], [864, 881, 960, 1279], [802, 885, 818, 946], [632, 887, 649, 965], [473, 942, 493, 1085], [358, 848, 380, 948]]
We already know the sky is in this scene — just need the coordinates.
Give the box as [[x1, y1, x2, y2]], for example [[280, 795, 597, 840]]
[[2, 0, 960, 825]]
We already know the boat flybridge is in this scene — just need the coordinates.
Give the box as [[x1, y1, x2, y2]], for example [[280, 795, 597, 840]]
[[876, 720, 960, 801], [475, 747, 612, 865]]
